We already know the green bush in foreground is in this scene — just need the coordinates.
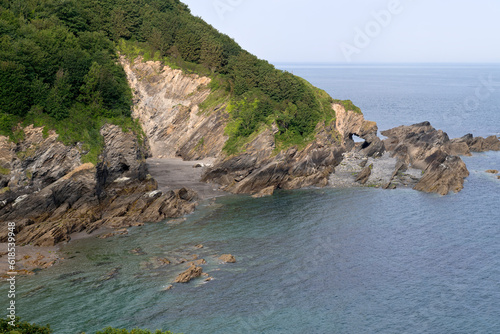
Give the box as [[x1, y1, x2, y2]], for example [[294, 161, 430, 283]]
[[0, 317, 51, 333], [0, 318, 179, 334], [95, 328, 177, 334]]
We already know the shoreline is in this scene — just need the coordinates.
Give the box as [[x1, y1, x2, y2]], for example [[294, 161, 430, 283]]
[[3, 150, 499, 278]]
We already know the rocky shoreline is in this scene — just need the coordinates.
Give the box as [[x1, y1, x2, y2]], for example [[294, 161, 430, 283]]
[[1, 57, 500, 277]]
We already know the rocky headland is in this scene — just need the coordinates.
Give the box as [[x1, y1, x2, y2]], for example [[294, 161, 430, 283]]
[[1, 56, 500, 275]]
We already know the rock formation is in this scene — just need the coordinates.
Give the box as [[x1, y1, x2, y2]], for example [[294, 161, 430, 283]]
[[3, 56, 500, 253], [120, 56, 228, 160], [381, 122, 500, 195], [174, 265, 203, 283], [218, 254, 236, 263], [0, 124, 198, 247]]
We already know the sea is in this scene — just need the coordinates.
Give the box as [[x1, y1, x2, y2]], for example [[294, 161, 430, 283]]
[[2, 64, 500, 334]]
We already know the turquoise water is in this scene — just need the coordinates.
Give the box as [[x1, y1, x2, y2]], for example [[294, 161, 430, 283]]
[[2, 65, 500, 333]]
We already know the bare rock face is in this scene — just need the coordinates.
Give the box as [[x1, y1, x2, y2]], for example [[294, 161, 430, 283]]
[[120, 56, 228, 160], [334, 104, 385, 157], [203, 122, 345, 195], [0, 125, 198, 247], [0, 125, 82, 194], [414, 156, 469, 195], [381, 122, 470, 195], [174, 265, 203, 283]]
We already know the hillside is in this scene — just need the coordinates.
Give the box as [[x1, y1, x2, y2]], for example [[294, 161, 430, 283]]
[[1, 0, 493, 255], [0, 0, 352, 158]]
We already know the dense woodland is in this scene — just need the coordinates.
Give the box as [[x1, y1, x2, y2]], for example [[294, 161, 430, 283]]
[[0, 0, 347, 156]]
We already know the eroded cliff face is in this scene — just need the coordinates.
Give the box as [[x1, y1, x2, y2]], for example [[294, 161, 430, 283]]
[[120, 56, 228, 160]]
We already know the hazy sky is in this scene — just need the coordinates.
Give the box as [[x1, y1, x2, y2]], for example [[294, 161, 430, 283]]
[[181, 0, 500, 63]]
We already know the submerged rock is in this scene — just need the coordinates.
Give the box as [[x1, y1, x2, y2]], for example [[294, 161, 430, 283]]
[[252, 186, 275, 198], [485, 170, 499, 174], [219, 254, 236, 263]]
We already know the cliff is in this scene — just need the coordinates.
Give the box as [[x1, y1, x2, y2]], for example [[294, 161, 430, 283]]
[[121, 56, 228, 160], [118, 57, 500, 198], [1, 54, 500, 267]]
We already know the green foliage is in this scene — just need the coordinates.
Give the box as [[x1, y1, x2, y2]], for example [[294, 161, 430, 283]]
[[0, 317, 52, 333], [332, 99, 362, 114], [0, 166, 9, 175], [0, 318, 180, 334], [0, 0, 355, 160], [95, 327, 177, 334]]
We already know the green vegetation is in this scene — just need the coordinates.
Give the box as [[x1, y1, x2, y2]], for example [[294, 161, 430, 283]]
[[0, 317, 52, 333], [0, 318, 179, 334], [0, 0, 360, 158], [332, 99, 362, 114], [0, 166, 9, 175], [94, 328, 177, 334]]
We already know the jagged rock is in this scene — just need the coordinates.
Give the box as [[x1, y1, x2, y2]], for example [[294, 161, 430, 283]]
[[156, 258, 171, 266], [194, 244, 204, 249], [333, 104, 385, 156], [203, 123, 344, 194], [174, 265, 203, 283], [252, 186, 275, 198], [355, 164, 373, 184], [485, 170, 498, 174], [414, 156, 469, 195], [100, 267, 121, 281], [381, 122, 470, 195], [0, 124, 198, 247], [219, 254, 236, 263], [191, 259, 207, 266]]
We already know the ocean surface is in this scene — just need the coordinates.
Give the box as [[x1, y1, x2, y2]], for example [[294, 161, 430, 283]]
[[2, 64, 500, 334]]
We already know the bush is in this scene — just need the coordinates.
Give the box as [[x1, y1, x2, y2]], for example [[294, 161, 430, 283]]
[[0, 318, 180, 334], [0, 317, 52, 334]]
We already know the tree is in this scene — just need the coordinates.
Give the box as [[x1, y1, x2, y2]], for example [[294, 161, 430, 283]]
[[0, 60, 30, 116], [45, 68, 73, 120]]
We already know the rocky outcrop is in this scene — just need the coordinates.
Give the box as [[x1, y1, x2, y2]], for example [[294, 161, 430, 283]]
[[450, 133, 500, 153], [381, 122, 471, 195], [120, 56, 229, 160], [0, 125, 82, 194], [333, 104, 385, 156], [0, 124, 198, 247], [174, 265, 203, 283], [202, 104, 389, 195], [202, 122, 346, 195]]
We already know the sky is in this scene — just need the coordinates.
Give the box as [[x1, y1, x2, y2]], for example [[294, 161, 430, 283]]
[[181, 0, 500, 63]]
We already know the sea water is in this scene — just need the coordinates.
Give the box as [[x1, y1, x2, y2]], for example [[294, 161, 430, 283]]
[[2, 64, 499, 334]]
